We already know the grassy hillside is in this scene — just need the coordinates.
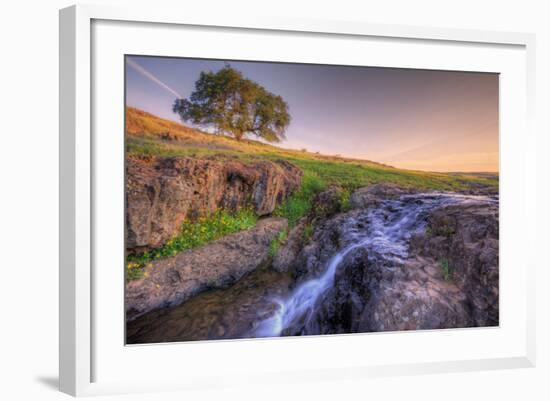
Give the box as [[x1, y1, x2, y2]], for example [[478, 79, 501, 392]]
[[125, 107, 498, 277], [126, 107, 498, 193]]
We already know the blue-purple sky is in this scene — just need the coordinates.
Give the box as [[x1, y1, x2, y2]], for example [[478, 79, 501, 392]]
[[126, 55, 498, 172]]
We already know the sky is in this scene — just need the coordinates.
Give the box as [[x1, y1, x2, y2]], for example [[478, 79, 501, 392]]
[[126, 55, 499, 172]]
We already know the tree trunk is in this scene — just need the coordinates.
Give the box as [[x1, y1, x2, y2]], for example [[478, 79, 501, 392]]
[[234, 130, 244, 141]]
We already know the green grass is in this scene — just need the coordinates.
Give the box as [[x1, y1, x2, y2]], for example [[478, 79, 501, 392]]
[[127, 135, 498, 194], [269, 156, 490, 230], [273, 170, 326, 227], [301, 223, 314, 243], [126, 208, 257, 280], [339, 188, 352, 212], [125, 108, 498, 191], [268, 230, 288, 258], [283, 157, 491, 192]]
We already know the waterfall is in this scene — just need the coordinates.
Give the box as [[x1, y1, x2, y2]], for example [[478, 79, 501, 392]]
[[255, 192, 497, 337]]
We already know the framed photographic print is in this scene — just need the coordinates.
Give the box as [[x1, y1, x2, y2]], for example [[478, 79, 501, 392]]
[[59, 4, 536, 397]]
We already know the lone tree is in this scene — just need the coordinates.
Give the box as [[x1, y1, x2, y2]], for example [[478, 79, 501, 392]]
[[173, 65, 290, 142]]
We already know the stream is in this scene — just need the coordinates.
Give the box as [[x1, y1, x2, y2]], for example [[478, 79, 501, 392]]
[[254, 192, 497, 337], [127, 192, 497, 344]]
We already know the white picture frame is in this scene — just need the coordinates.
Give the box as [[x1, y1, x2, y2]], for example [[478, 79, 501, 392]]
[[59, 4, 536, 397]]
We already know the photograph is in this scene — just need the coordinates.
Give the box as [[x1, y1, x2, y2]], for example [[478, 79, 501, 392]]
[[124, 56, 499, 344]]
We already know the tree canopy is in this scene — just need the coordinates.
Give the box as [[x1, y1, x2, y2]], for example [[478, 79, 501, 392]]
[[173, 65, 290, 142]]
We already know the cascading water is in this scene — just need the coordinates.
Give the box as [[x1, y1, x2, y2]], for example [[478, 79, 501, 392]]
[[255, 192, 498, 337]]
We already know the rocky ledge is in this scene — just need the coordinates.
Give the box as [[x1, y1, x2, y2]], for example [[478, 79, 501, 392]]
[[276, 185, 499, 335], [126, 155, 301, 252], [409, 202, 499, 326], [126, 217, 288, 321]]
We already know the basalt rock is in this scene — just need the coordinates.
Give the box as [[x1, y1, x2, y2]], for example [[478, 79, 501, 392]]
[[283, 187, 499, 335], [410, 203, 499, 326], [272, 186, 346, 274], [126, 155, 301, 252], [349, 183, 413, 210], [272, 219, 307, 273], [311, 185, 345, 219], [126, 217, 288, 321]]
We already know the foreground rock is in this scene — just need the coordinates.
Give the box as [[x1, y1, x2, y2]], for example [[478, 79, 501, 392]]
[[272, 185, 345, 274], [349, 183, 414, 210], [272, 219, 307, 273], [410, 202, 499, 326], [126, 155, 301, 252], [305, 251, 475, 334], [127, 267, 293, 343], [126, 217, 288, 321], [280, 187, 499, 335]]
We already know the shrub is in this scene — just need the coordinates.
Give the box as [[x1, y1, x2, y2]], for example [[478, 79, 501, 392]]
[[339, 188, 351, 212]]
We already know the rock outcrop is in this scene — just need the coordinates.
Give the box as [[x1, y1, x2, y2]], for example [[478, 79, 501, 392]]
[[272, 219, 307, 273], [304, 250, 475, 334], [126, 217, 288, 321], [349, 183, 412, 210], [272, 185, 345, 274], [126, 155, 301, 252], [311, 185, 345, 219], [126, 183, 499, 342], [280, 186, 499, 335], [410, 203, 499, 326], [126, 266, 293, 343]]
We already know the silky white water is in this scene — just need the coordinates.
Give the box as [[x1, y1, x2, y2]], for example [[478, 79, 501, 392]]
[[255, 192, 497, 337]]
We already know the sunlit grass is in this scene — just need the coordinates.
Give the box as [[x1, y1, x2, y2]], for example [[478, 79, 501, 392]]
[[127, 136, 498, 194], [126, 208, 257, 280], [125, 107, 498, 192], [273, 170, 326, 227]]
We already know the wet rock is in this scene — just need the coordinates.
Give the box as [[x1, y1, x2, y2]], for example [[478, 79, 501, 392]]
[[286, 248, 372, 335], [281, 189, 499, 335], [272, 219, 306, 273], [291, 211, 358, 281], [349, 183, 412, 210], [272, 186, 347, 274], [411, 203, 499, 326], [355, 256, 474, 332], [126, 266, 293, 344], [311, 185, 344, 219], [126, 155, 301, 251], [126, 217, 288, 321], [289, 251, 474, 335]]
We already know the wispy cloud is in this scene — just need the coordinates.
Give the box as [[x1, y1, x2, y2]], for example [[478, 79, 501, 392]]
[[127, 58, 182, 99]]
